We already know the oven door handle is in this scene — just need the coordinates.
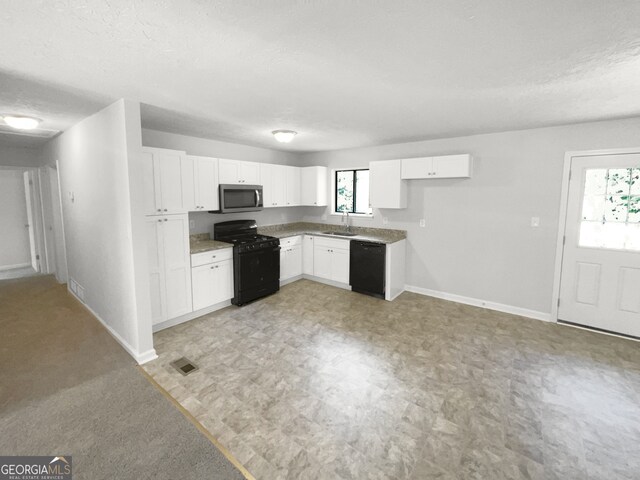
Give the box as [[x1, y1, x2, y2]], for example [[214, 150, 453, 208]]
[[255, 189, 261, 207]]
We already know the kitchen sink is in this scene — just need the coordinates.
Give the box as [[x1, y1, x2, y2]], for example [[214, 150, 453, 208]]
[[321, 231, 358, 237]]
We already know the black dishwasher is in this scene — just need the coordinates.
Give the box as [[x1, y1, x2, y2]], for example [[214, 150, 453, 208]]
[[350, 240, 386, 299]]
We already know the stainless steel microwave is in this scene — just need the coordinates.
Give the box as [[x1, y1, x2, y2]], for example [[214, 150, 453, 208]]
[[218, 184, 263, 213]]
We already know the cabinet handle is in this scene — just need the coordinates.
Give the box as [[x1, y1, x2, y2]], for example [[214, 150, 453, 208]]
[[157, 219, 162, 223], [157, 209, 161, 212], [164, 208, 168, 212], [164, 218, 168, 222]]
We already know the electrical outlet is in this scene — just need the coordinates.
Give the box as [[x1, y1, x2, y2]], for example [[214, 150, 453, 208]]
[[382, 217, 388, 225], [531, 217, 540, 227], [419, 219, 426, 227]]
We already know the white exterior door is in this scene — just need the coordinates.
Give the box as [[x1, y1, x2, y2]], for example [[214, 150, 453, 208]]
[[558, 154, 640, 337]]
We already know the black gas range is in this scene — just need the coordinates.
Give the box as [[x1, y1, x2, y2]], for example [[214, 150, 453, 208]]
[[214, 220, 280, 305]]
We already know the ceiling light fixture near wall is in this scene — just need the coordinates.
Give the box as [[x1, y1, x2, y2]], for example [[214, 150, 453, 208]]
[[272, 130, 297, 143], [2, 115, 41, 130]]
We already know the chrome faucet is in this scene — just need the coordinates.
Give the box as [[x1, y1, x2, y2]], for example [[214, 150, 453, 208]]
[[342, 211, 351, 233]]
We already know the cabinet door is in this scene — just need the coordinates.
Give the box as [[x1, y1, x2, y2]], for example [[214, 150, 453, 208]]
[[192, 264, 215, 311], [146, 217, 166, 325], [157, 151, 185, 213], [240, 161, 261, 184], [182, 156, 197, 212], [400, 157, 433, 179], [211, 259, 233, 304], [196, 157, 219, 210], [272, 165, 287, 207], [285, 166, 301, 206], [289, 245, 302, 278], [302, 235, 314, 275], [142, 151, 161, 215], [313, 245, 332, 280], [370, 160, 407, 209], [162, 215, 193, 318], [260, 164, 274, 208], [331, 248, 350, 284], [279, 247, 288, 280], [432, 154, 471, 178], [301, 167, 328, 206], [218, 159, 240, 184]]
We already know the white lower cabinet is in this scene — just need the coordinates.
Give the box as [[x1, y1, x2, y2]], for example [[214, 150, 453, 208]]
[[302, 235, 314, 274], [313, 237, 350, 284], [191, 254, 233, 311], [146, 214, 193, 325], [280, 236, 302, 281]]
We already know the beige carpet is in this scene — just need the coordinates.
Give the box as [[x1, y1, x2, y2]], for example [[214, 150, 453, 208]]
[[0, 275, 247, 480]]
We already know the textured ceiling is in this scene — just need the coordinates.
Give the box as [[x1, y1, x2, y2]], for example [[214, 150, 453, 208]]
[[1, 1, 639, 152]]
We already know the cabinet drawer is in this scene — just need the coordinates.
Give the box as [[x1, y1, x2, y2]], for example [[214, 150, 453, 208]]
[[314, 236, 350, 250], [191, 248, 233, 267], [280, 235, 302, 247]]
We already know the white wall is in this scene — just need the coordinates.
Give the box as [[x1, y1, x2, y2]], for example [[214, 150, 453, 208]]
[[41, 99, 154, 362], [300, 117, 640, 316], [0, 169, 31, 269], [142, 128, 312, 233], [0, 144, 43, 168]]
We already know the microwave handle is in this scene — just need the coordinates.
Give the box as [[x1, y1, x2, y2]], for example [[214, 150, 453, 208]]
[[255, 189, 261, 207]]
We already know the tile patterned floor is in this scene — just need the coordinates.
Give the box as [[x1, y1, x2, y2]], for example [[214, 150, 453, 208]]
[[144, 280, 640, 480]]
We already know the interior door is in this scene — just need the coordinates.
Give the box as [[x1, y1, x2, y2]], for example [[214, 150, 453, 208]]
[[558, 154, 640, 337], [23, 171, 39, 272]]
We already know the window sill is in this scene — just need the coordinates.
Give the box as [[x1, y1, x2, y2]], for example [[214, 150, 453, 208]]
[[329, 213, 374, 219]]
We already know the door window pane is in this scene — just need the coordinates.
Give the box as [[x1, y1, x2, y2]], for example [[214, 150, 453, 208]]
[[579, 167, 640, 251]]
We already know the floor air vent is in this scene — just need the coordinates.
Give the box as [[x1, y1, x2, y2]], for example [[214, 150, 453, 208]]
[[170, 357, 198, 376]]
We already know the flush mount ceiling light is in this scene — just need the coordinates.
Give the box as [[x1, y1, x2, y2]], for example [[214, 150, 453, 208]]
[[2, 115, 41, 130], [272, 130, 297, 143]]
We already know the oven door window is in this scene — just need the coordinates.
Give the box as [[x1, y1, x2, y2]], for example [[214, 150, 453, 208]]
[[223, 189, 258, 209]]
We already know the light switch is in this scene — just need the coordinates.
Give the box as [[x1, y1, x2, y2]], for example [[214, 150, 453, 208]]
[[419, 219, 426, 228], [531, 217, 540, 227]]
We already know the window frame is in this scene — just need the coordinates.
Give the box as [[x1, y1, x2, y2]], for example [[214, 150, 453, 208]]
[[333, 168, 372, 216]]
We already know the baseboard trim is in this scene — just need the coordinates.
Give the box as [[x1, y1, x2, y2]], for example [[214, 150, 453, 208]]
[[68, 286, 158, 364], [301, 274, 352, 291], [152, 299, 232, 333], [280, 275, 303, 287], [404, 285, 552, 322], [0, 263, 31, 272]]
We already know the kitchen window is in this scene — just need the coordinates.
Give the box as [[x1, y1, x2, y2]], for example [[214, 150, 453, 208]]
[[334, 169, 372, 215]]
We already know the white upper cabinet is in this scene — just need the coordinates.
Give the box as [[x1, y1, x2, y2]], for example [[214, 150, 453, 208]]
[[142, 147, 188, 215], [285, 166, 301, 206], [370, 160, 407, 209], [218, 158, 261, 185], [260, 163, 286, 208], [301, 166, 328, 206], [184, 155, 219, 212], [401, 154, 472, 179]]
